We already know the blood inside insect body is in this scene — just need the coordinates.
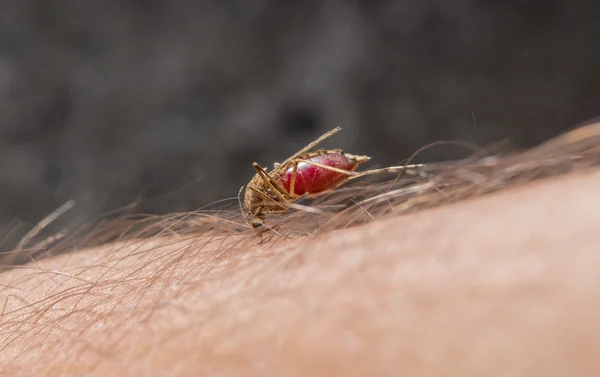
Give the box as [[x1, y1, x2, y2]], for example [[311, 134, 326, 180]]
[[242, 126, 374, 228], [279, 152, 363, 196]]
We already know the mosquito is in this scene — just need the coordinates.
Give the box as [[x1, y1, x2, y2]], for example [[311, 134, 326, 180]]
[[241, 127, 429, 228]]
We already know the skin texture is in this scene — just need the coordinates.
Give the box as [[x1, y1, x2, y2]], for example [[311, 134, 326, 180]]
[[1, 167, 600, 376]]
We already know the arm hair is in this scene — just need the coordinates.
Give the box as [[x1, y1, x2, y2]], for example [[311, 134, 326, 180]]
[[1, 169, 600, 376]]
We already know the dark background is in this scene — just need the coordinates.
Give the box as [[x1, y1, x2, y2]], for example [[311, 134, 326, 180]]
[[0, 0, 599, 236]]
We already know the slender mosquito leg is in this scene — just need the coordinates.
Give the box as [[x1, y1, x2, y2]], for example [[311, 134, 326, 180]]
[[289, 161, 299, 199], [252, 163, 292, 202], [248, 185, 288, 210], [347, 164, 430, 180], [294, 127, 341, 154], [277, 127, 342, 167], [293, 159, 363, 176]]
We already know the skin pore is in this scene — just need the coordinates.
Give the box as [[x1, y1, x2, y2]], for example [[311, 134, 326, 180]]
[[2, 140, 600, 376]]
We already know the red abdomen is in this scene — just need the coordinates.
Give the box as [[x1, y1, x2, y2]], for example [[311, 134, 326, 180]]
[[279, 152, 359, 196]]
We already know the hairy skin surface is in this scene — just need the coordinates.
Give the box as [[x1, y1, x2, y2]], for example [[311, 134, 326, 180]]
[[2, 169, 600, 376]]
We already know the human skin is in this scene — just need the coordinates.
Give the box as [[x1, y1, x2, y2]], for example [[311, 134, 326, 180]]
[[1, 167, 600, 376]]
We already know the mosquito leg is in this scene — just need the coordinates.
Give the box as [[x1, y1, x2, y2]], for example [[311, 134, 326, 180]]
[[347, 164, 430, 181], [287, 158, 432, 189], [252, 163, 292, 202], [246, 186, 291, 229], [248, 185, 288, 210], [278, 127, 342, 167], [293, 158, 363, 176], [289, 160, 299, 199]]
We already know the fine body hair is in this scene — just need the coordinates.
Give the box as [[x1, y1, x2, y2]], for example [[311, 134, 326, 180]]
[[1, 122, 600, 376]]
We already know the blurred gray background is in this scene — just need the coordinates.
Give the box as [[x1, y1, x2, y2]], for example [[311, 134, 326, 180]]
[[0, 0, 599, 241]]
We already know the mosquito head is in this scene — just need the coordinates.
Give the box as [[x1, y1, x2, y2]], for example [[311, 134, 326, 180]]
[[247, 212, 265, 228]]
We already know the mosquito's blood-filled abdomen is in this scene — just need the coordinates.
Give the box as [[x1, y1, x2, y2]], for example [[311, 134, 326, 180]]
[[279, 152, 359, 196]]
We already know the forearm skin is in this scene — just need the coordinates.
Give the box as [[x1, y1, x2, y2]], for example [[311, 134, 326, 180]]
[[1, 169, 600, 376]]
